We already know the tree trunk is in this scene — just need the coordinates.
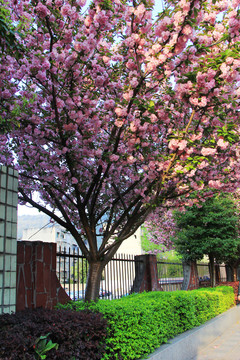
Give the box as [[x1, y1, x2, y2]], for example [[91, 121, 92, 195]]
[[182, 260, 199, 290], [215, 264, 220, 283], [226, 264, 239, 282], [85, 261, 106, 302], [225, 265, 233, 282], [233, 266, 238, 281], [209, 253, 216, 287], [232, 266, 238, 282]]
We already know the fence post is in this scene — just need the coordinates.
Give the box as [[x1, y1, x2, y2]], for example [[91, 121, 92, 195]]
[[131, 254, 161, 293], [16, 241, 70, 311], [182, 260, 199, 290]]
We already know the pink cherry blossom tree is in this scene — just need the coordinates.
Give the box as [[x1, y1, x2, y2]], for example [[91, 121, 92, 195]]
[[145, 209, 176, 254], [1, 0, 240, 301]]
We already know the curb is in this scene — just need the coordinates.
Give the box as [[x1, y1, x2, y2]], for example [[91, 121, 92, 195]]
[[145, 305, 240, 360]]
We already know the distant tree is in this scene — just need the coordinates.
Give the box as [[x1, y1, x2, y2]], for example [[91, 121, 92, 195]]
[[173, 194, 240, 287], [141, 223, 181, 261]]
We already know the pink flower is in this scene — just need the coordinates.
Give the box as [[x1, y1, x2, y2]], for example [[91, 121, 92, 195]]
[[77, 0, 86, 5], [127, 155, 136, 164], [168, 139, 179, 150], [201, 148, 217, 156], [110, 154, 119, 162], [178, 140, 187, 150], [134, 3, 145, 17], [130, 122, 137, 132], [62, 4, 73, 16], [1, 90, 11, 99], [104, 100, 115, 110], [168, 139, 187, 151], [182, 25, 192, 35], [115, 107, 127, 117], [190, 133, 202, 141], [123, 90, 133, 101], [72, 177, 78, 184], [36, 3, 48, 18], [130, 77, 138, 88], [115, 119, 124, 127], [217, 138, 229, 150], [55, 0, 63, 6], [84, 15, 92, 27], [150, 114, 158, 123], [208, 180, 222, 189]]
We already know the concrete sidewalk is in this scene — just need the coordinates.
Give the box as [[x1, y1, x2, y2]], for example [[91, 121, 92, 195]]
[[146, 305, 240, 360], [191, 318, 240, 360]]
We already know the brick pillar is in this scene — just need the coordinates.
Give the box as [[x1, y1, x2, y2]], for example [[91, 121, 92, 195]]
[[132, 254, 162, 293], [0, 166, 18, 314], [182, 260, 199, 290], [16, 241, 70, 311]]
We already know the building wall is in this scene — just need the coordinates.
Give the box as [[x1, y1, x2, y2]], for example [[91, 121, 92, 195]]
[[21, 225, 78, 251], [0, 166, 18, 314], [22, 225, 143, 255], [116, 227, 143, 255]]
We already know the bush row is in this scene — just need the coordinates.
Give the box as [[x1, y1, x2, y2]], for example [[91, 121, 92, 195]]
[[0, 308, 108, 360], [58, 286, 235, 360]]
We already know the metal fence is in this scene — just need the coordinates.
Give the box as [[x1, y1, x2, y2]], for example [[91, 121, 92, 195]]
[[56, 248, 141, 300], [157, 261, 184, 291], [157, 260, 227, 291], [197, 262, 227, 284], [56, 249, 229, 300]]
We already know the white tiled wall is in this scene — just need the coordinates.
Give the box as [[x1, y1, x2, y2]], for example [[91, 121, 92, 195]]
[[0, 166, 18, 314]]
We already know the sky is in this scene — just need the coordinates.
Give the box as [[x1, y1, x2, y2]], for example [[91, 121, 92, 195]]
[[18, 203, 42, 216]]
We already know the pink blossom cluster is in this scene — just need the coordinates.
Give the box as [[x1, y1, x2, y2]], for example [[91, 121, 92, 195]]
[[1, 0, 240, 263], [145, 209, 177, 252]]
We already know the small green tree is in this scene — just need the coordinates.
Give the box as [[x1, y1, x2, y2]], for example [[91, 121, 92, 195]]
[[173, 194, 240, 287]]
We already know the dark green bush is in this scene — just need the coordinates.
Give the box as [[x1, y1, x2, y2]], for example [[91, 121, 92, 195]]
[[58, 286, 235, 360]]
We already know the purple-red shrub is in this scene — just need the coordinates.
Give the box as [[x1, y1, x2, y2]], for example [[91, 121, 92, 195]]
[[0, 308, 108, 360]]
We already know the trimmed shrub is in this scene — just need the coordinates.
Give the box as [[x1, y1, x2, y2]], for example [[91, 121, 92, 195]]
[[0, 308, 108, 360], [58, 286, 235, 360]]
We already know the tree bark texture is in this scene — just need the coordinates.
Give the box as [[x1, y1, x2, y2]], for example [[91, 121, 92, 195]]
[[85, 261, 106, 302]]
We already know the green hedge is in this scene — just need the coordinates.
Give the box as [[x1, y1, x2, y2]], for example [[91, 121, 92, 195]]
[[58, 286, 235, 360]]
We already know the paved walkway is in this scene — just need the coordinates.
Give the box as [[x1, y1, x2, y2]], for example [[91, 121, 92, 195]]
[[191, 318, 240, 360]]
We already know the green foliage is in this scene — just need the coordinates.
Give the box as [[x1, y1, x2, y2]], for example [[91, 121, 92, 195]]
[[34, 334, 58, 360], [0, 0, 22, 53], [58, 286, 235, 360], [173, 194, 240, 263]]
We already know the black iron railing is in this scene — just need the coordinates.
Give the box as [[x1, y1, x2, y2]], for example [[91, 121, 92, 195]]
[[157, 260, 227, 291], [56, 248, 141, 300], [57, 250, 229, 299], [157, 261, 184, 291], [197, 262, 227, 283]]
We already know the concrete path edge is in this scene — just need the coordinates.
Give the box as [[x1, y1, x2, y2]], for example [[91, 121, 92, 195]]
[[145, 304, 240, 360]]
